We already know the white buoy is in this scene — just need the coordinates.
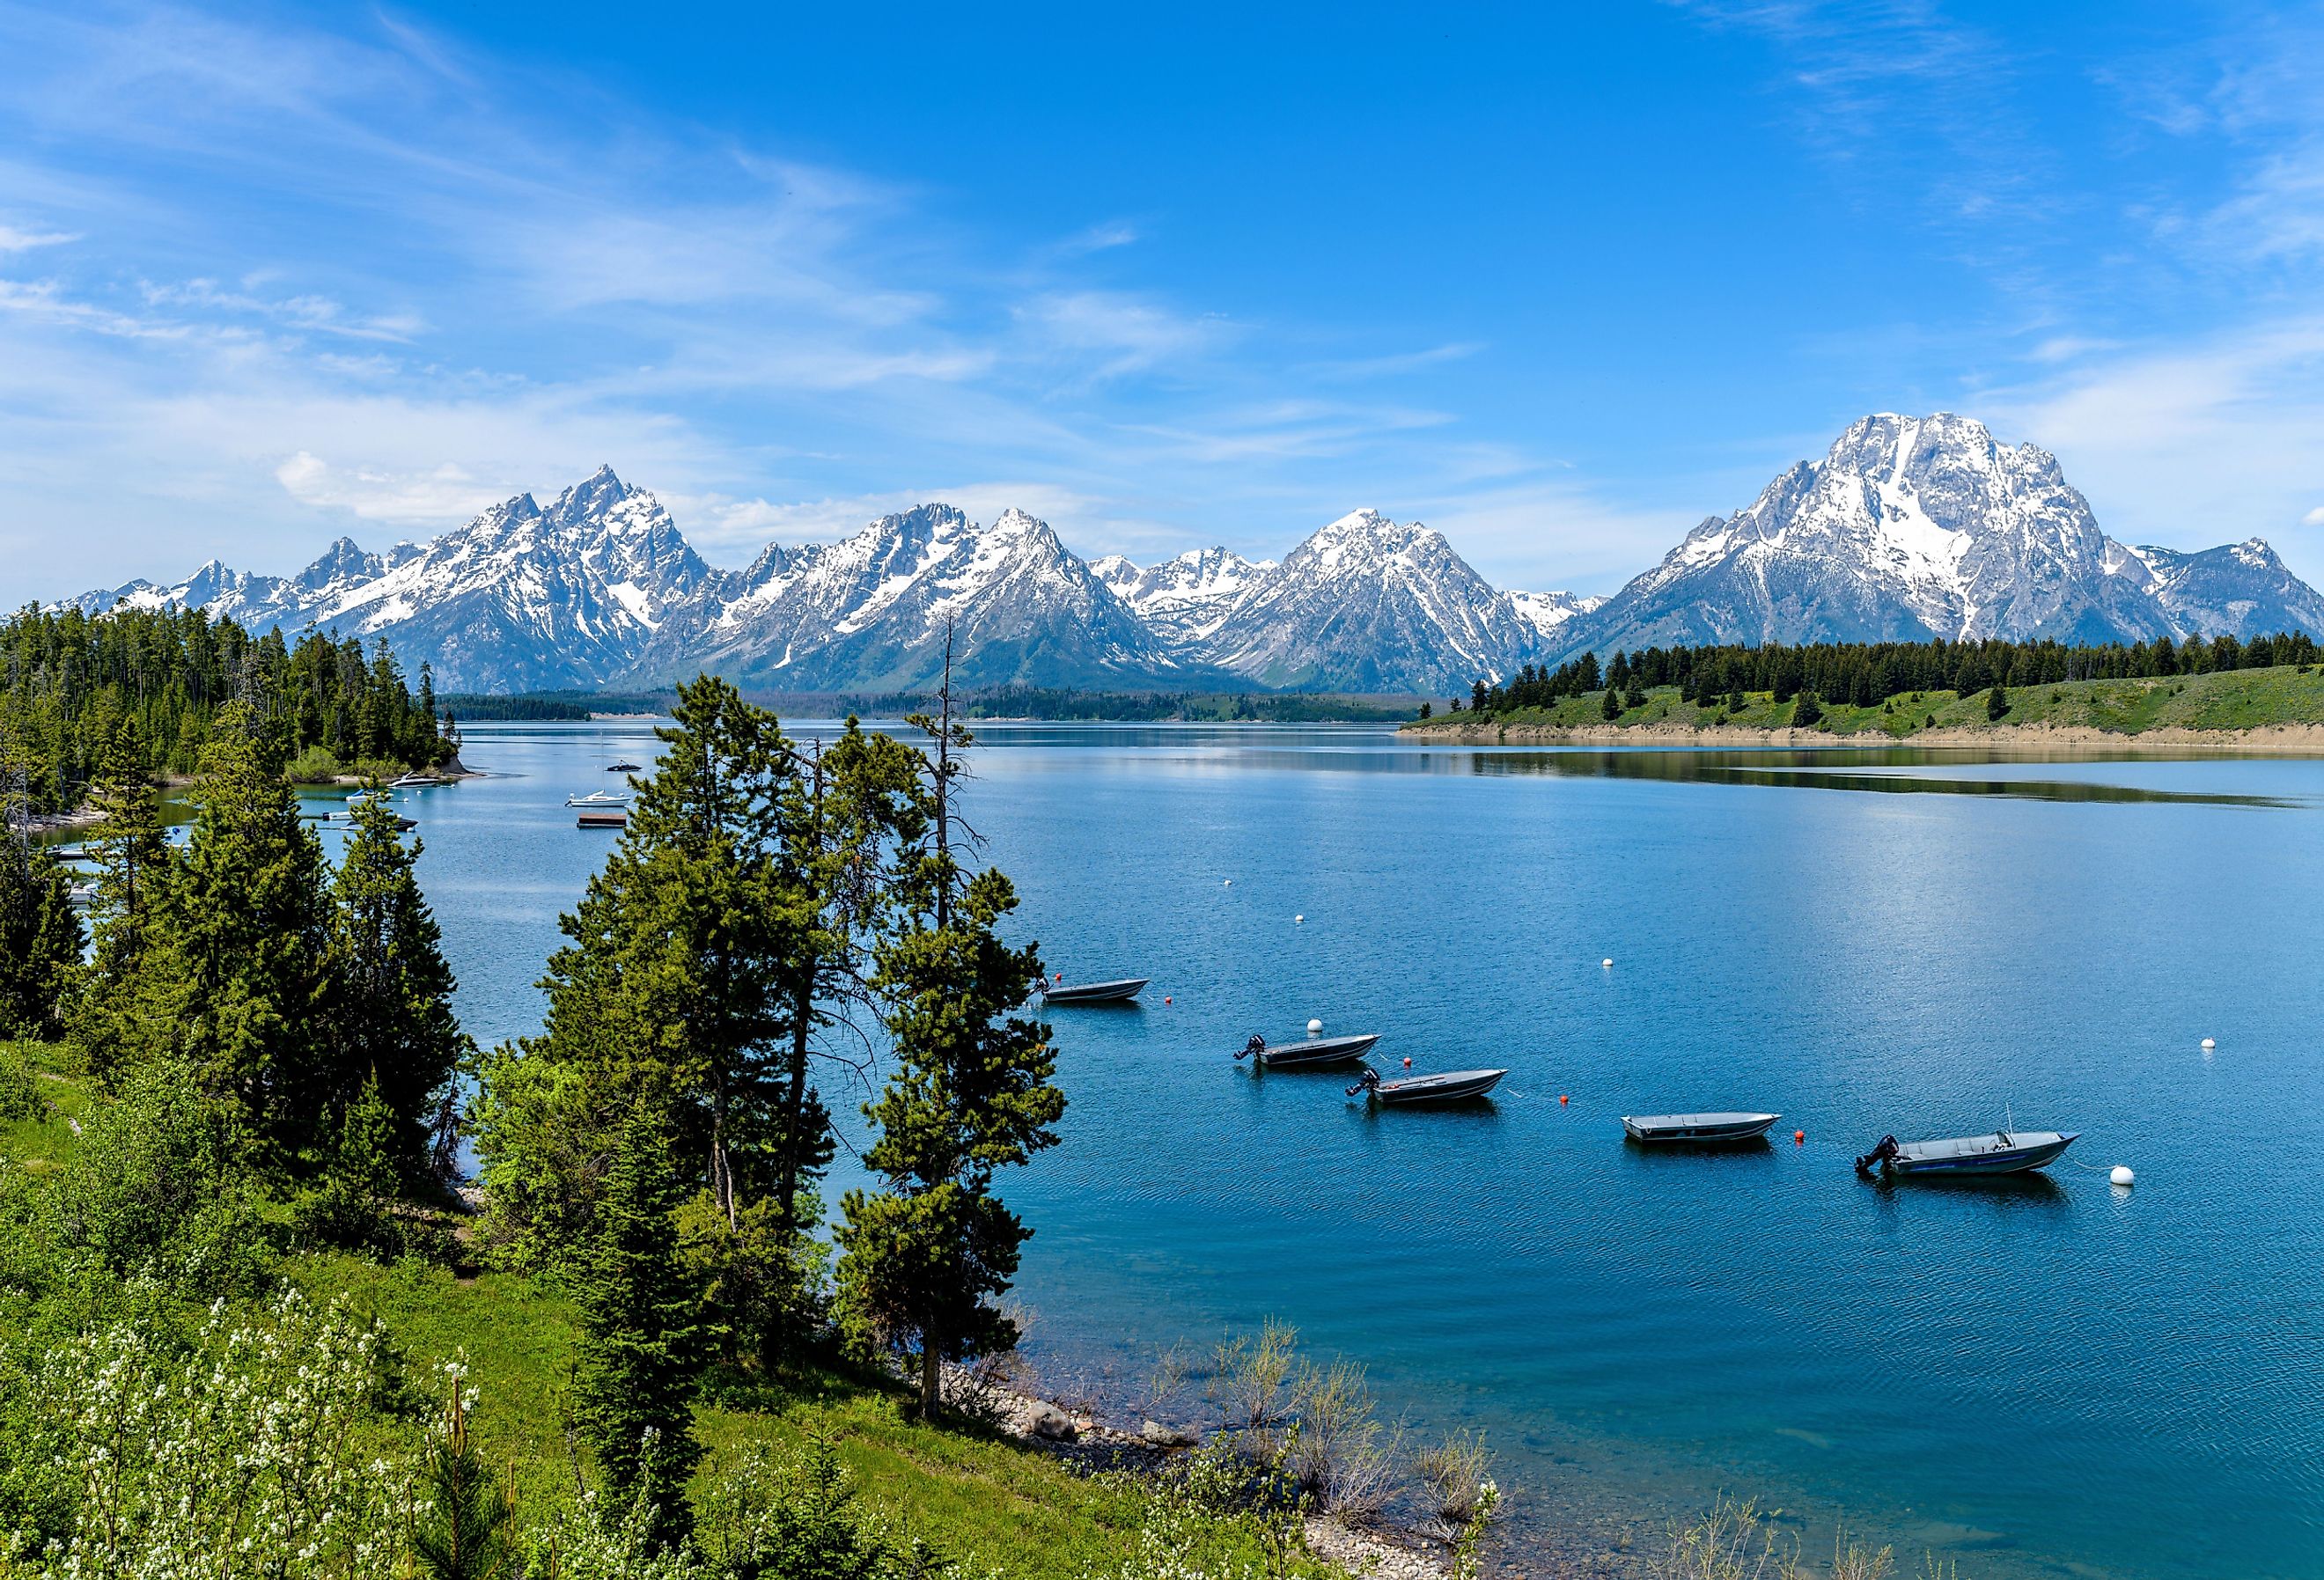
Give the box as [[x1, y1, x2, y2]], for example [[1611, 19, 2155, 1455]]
[[1601, 958, 1614, 968], [1307, 1018, 1323, 1036], [2201, 1037, 2216, 1049], [1294, 914, 1305, 924], [1223, 878, 1232, 886], [2111, 1165, 2136, 1187]]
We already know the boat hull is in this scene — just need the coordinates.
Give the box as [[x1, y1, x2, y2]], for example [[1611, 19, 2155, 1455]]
[[1371, 1069, 1505, 1105], [1623, 1112, 1781, 1144], [1043, 978, 1149, 1004], [1887, 1131, 2078, 1176], [1260, 1033, 1381, 1069]]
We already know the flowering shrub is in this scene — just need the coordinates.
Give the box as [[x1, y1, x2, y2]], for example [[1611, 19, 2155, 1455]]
[[15, 1286, 409, 1578]]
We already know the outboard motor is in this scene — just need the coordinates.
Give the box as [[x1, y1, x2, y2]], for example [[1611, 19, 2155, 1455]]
[[1854, 1135, 1901, 1174], [1345, 1065, 1382, 1098], [1235, 1033, 1267, 1062]]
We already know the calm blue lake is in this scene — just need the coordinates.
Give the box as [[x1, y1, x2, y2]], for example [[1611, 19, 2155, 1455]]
[[327, 722, 2323, 1579]]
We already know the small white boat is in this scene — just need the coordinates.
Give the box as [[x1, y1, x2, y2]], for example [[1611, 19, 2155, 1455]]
[[1856, 1129, 2078, 1177], [388, 771, 446, 789], [1623, 1112, 1782, 1144], [1348, 1065, 1505, 1105], [1042, 977, 1148, 1004], [1238, 1032, 1381, 1069], [566, 790, 632, 808]]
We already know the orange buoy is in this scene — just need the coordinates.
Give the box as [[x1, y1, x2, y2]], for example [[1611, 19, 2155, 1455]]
[[1163, 996, 1171, 1004], [1402, 1056, 1412, 1068], [1559, 1093, 1569, 1106], [1793, 1129, 1805, 1145]]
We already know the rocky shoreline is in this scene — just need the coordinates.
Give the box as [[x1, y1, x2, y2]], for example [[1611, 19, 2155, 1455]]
[[964, 1370, 1467, 1580]]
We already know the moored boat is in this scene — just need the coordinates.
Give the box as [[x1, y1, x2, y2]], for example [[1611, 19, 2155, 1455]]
[[566, 790, 631, 808], [1237, 1032, 1381, 1069], [607, 759, 643, 774], [1623, 1112, 1782, 1144], [1042, 977, 1148, 1004], [1348, 1065, 1506, 1104], [1855, 1129, 2078, 1177], [388, 771, 446, 789]]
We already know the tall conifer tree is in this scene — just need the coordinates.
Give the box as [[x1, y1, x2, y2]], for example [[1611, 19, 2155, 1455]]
[[836, 645, 1065, 1417], [329, 790, 468, 1176], [575, 1106, 707, 1543], [136, 703, 335, 1156]]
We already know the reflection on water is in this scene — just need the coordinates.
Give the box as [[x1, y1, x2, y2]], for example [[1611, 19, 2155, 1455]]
[[1466, 748, 2308, 805]]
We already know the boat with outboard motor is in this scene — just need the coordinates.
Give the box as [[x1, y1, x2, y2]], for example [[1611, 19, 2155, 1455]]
[[566, 790, 632, 808], [1623, 1112, 1782, 1144], [1236, 1031, 1381, 1069], [1042, 977, 1148, 1005], [1855, 1128, 2078, 1177], [1347, 1064, 1506, 1105]]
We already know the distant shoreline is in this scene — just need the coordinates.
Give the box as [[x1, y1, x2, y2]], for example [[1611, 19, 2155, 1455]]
[[1403, 717, 2324, 753]]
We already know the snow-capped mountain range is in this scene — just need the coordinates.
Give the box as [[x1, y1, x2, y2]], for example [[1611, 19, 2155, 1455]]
[[58, 415, 2324, 695], [1550, 413, 2324, 659]]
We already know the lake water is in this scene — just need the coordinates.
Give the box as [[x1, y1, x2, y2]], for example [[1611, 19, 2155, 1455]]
[[317, 723, 2324, 1579]]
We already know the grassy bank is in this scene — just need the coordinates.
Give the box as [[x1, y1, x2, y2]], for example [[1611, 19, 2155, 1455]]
[[0, 1040, 1361, 1579], [1407, 662, 2324, 740]]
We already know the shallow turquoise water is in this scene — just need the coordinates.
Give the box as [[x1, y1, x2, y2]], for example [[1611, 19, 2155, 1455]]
[[354, 724, 2324, 1579]]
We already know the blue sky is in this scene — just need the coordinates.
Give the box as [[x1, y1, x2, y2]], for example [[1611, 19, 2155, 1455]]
[[7, 0, 2324, 599]]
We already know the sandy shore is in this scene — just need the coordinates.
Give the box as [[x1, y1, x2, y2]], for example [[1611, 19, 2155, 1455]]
[[1405, 719, 2324, 753]]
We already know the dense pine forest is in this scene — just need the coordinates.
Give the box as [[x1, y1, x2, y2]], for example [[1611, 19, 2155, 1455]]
[[0, 604, 454, 816], [1459, 630, 2324, 717]]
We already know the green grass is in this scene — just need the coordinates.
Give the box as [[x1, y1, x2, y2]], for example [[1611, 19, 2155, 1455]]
[[3, 1051, 1320, 1579], [283, 1253, 1166, 1575], [1408, 663, 2324, 739], [0, 1040, 92, 1175]]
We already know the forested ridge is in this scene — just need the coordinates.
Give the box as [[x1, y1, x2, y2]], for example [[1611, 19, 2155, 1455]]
[[1, 603, 453, 815]]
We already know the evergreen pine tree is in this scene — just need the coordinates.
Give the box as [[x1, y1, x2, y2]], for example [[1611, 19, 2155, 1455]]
[[329, 790, 469, 1178], [412, 1367, 515, 1580], [0, 835, 83, 1042], [575, 1106, 707, 1542], [133, 703, 336, 1157], [1791, 690, 1824, 726], [835, 647, 1064, 1419], [1987, 682, 2010, 720], [83, 717, 169, 991], [1600, 685, 1622, 720]]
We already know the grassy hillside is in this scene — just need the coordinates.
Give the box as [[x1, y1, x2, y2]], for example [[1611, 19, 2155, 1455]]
[[0, 1040, 1345, 1580], [1408, 662, 2324, 739]]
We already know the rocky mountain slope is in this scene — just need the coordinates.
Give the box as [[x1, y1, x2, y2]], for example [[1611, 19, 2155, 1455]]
[[58, 417, 2324, 694]]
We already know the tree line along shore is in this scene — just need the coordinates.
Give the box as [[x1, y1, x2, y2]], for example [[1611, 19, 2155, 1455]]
[[1408, 634, 2324, 743]]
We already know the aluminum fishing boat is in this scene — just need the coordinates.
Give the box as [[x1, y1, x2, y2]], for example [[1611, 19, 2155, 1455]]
[[1041, 977, 1148, 1005], [1622, 1112, 1782, 1143], [1237, 1032, 1381, 1069], [1855, 1128, 2078, 1177], [1348, 1065, 1506, 1104]]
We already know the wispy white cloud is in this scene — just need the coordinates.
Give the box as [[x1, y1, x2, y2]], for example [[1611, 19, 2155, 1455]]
[[0, 223, 77, 251]]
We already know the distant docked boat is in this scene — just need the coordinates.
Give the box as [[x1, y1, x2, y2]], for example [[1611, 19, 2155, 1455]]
[[577, 810, 629, 829], [1042, 977, 1148, 1004], [1855, 1129, 2078, 1177], [1237, 1032, 1381, 1069], [566, 790, 631, 808], [607, 759, 643, 774], [387, 771, 446, 789], [1623, 1112, 1782, 1144], [1348, 1065, 1506, 1104]]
